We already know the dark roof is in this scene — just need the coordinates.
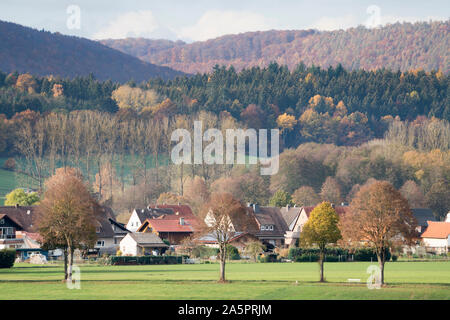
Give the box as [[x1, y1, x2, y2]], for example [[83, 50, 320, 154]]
[[412, 208, 436, 226], [0, 206, 38, 232], [148, 204, 196, 220], [0, 214, 24, 229], [129, 232, 167, 247], [108, 218, 130, 234], [134, 207, 174, 222]]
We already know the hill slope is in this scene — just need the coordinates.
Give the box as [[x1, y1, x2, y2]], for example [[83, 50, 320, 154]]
[[0, 20, 185, 82], [101, 21, 449, 74]]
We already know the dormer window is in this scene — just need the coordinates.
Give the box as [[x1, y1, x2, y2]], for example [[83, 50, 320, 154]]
[[96, 227, 102, 233], [260, 225, 274, 231]]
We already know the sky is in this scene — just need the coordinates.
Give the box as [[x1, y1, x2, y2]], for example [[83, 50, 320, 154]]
[[0, 0, 448, 42]]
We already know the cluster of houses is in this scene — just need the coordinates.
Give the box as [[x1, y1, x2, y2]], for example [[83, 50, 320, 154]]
[[1, 202, 449, 260]]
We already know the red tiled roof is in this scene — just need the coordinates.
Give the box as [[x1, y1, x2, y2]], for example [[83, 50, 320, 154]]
[[144, 219, 195, 233], [421, 221, 450, 239]]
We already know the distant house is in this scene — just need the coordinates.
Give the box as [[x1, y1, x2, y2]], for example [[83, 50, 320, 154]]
[[420, 213, 450, 254], [0, 206, 46, 259], [93, 206, 130, 255], [119, 232, 168, 256], [126, 204, 196, 232], [245, 204, 288, 248], [282, 204, 351, 246], [0, 204, 128, 257], [137, 217, 196, 245], [279, 205, 303, 247], [411, 208, 436, 234]]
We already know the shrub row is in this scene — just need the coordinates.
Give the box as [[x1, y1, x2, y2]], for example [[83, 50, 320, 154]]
[[110, 255, 182, 265], [288, 247, 392, 262], [0, 249, 15, 268]]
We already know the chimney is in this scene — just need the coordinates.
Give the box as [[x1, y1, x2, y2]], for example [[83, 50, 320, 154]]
[[15, 203, 19, 208], [286, 204, 290, 210], [179, 217, 185, 225], [331, 203, 335, 208], [247, 203, 253, 208], [253, 204, 260, 213]]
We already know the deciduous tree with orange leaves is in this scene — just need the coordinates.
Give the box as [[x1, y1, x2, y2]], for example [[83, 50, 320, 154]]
[[340, 181, 418, 285], [37, 168, 98, 282]]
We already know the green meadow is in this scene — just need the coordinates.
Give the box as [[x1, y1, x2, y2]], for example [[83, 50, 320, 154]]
[[0, 261, 449, 300]]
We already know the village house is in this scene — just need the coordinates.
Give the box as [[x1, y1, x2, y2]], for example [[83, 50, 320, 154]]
[[0, 204, 128, 258], [119, 232, 168, 256], [411, 208, 437, 234], [245, 204, 288, 248], [92, 206, 131, 255], [137, 217, 196, 245], [126, 204, 196, 232], [281, 204, 351, 247], [0, 205, 46, 259], [420, 213, 450, 254]]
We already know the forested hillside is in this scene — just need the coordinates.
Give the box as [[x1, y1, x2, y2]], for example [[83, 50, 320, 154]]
[[0, 20, 185, 82], [101, 21, 449, 74], [0, 63, 447, 149]]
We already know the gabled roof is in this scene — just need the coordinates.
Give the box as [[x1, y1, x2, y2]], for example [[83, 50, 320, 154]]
[[0, 206, 38, 232], [412, 208, 436, 227], [279, 206, 302, 230], [0, 214, 24, 229], [421, 221, 450, 239], [128, 232, 167, 247], [140, 218, 195, 233]]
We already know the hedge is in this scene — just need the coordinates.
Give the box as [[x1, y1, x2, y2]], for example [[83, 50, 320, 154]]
[[0, 249, 15, 268], [110, 255, 182, 265], [289, 247, 391, 262]]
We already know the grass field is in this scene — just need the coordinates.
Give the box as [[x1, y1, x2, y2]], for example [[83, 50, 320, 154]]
[[0, 261, 449, 300]]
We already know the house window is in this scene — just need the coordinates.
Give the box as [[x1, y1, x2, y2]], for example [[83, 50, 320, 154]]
[[96, 240, 105, 247], [0, 227, 15, 239], [260, 225, 274, 231], [0, 219, 4, 224]]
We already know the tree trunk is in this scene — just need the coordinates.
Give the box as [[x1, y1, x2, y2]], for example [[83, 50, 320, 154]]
[[220, 257, 226, 282], [378, 257, 385, 285], [319, 251, 325, 282], [63, 247, 68, 281], [377, 249, 386, 285], [219, 244, 227, 282], [67, 245, 73, 282]]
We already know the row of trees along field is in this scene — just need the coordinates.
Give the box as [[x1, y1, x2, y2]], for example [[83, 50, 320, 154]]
[[3, 108, 449, 221]]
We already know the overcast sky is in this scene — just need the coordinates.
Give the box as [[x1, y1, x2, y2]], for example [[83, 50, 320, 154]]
[[0, 0, 448, 42]]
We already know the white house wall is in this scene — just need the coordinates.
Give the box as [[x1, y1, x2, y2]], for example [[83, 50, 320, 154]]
[[120, 234, 138, 256], [126, 210, 142, 232]]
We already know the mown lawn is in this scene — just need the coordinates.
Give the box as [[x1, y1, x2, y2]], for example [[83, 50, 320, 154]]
[[0, 261, 449, 299]]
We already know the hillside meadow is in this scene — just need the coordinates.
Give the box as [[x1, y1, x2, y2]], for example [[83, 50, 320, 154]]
[[0, 261, 448, 300]]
